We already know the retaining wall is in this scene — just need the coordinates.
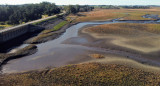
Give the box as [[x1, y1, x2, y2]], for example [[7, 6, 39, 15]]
[[0, 24, 43, 44], [0, 13, 65, 44]]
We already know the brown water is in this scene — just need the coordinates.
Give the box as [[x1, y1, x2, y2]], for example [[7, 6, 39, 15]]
[[2, 20, 160, 73]]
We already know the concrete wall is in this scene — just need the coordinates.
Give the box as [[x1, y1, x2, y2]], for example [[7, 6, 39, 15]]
[[0, 25, 30, 43], [0, 24, 45, 44], [0, 13, 65, 44], [0, 33, 2, 43]]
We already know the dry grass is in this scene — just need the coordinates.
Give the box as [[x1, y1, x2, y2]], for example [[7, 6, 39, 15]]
[[1, 63, 160, 86], [86, 23, 160, 35], [122, 8, 160, 20], [74, 9, 126, 22], [68, 7, 160, 23], [89, 54, 105, 59]]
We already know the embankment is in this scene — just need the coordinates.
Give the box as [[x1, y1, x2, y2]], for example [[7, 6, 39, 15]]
[[0, 45, 37, 68]]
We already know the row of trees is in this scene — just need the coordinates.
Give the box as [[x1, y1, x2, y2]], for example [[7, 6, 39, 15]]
[[93, 5, 150, 9], [0, 3, 94, 25], [0, 2, 60, 24], [0, 3, 151, 25], [121, 6, 150, 9], [63, 5, 94, 14], [94, 5, 120, 9]]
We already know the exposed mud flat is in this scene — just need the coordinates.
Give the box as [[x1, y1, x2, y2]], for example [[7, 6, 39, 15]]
[[63, 23, 160, 72], [87, 55, 160, 74], [79, 23, 160, 57], [2, 20, 160, 74]]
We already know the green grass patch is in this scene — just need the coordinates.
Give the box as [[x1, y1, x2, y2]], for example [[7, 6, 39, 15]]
[[42, 21, 68, 34], [53, 21, 68, 31]]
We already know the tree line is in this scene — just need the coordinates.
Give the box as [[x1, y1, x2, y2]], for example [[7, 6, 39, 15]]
[[94, 5, 120, 9], [0, 2, 151, 25], [0, 2, 60, 24], [122, 6, 150, 9], [94, 5, 150, 9], [62, 5, 94, 14], [0, 3, 94, 25]]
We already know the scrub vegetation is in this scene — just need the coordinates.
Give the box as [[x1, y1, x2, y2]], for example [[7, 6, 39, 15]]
[[83, 23, 160, 54], [86, 23, 160, 35], [1, 63, 160, 86], [69, 7, 160, 23]]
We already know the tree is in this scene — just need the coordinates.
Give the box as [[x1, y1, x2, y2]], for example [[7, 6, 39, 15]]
[[0, 2, 61, 24]]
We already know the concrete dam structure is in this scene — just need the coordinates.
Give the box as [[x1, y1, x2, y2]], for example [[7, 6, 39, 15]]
[[0, 13, 65, 44], [0, 24, 41, 44], [0, 24, 28, 43]]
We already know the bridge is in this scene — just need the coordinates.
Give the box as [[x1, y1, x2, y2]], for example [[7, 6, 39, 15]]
[[0, 12, 65, 44]]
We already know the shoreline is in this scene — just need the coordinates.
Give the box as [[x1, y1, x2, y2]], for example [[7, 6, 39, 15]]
[[0, 45, 37, 73], [0, 21, 79, 73], [1, 18, 160, 74], [78, 24, 160, 66], [0, 23, 72, 71], [62, 23, 160, 68]]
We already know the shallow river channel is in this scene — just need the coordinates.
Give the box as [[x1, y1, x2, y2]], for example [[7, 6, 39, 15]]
[[1, 20, 160, 73]]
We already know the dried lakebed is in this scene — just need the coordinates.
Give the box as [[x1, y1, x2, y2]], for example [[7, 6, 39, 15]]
[[1, 20, 160, 74]]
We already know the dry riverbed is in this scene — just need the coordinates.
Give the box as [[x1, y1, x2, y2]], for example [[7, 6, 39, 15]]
[[1, 8, 160, 86], [63, 22, 160, 70], [0, 17, 71, 70], [78, 23, 160, 62]]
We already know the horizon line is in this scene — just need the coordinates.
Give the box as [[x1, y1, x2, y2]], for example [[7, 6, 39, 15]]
[[0, 3, 160, 6]]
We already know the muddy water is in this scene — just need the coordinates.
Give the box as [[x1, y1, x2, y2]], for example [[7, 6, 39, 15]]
[[2, 20, 160, 73]]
